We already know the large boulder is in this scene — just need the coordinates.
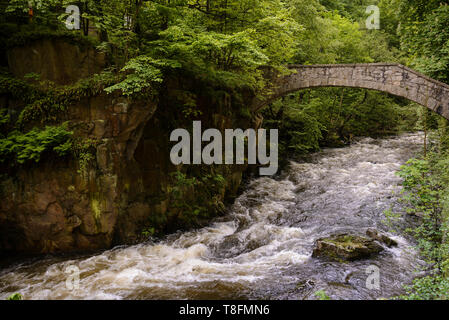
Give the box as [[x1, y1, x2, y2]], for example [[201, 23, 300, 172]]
[[312, 234, 384, 261], [366, 229, 398, 247]]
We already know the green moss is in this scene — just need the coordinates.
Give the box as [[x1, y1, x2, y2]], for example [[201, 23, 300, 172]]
[[314, 290, 331, 300], [91, 197, 101, 221], [71, 138, 98, 177], [326, 235, 365, 249], [16, 71, 116, 128]]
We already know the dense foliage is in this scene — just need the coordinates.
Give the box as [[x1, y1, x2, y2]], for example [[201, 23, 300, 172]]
[[0, 119, 72, 165], [0, 0, 421, 155], [389, 134, 449, 300], [385, 0, 449, 300]]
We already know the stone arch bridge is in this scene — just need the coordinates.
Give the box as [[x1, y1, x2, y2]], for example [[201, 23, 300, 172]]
[[252, 63, 449, 120]]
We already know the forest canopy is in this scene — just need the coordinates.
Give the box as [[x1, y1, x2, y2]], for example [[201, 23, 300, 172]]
[[0, 0, 422, 148]]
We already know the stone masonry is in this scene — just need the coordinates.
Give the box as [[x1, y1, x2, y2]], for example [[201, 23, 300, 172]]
[[253, 63, 449, 120]]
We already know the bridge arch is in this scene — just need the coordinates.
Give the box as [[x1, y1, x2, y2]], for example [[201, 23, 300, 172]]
[[252, 63, 449, 120]]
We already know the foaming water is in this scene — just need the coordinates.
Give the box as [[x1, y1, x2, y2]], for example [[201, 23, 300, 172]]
[[0, 133, 426, 300]]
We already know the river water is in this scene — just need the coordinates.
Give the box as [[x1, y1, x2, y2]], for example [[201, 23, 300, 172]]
[[0, 133, 427, 300]]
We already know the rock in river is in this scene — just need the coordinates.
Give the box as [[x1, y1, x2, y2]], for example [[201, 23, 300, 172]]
[[312, 234, 384, 261], [366, 229, 398, 247]]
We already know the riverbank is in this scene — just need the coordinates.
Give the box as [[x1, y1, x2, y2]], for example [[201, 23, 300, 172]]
[[390, 137, 449, 300]]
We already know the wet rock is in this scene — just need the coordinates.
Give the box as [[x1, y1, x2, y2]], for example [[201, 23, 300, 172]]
[[312, 234, 384, 261], [93, 119, 106, 138], [366, 229, 398, 247], [7, 38, 106, 85], [66, 215, 82, 231]]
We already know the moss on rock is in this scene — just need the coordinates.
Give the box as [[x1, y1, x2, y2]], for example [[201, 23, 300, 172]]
[[312, 234, 384, 262]]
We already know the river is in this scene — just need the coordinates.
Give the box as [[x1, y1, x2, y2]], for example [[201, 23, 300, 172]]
[[0, 132, 427, 300]]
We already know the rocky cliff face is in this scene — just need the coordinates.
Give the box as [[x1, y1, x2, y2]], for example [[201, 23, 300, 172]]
[[7, 38, 106, 85], [0, 38, 259, 255]]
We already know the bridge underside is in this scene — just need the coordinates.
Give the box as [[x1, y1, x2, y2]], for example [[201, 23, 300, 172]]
[[253, 63, 449, 121]]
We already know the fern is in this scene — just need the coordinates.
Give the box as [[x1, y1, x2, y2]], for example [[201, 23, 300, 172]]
[[0, 122, 73, 165]]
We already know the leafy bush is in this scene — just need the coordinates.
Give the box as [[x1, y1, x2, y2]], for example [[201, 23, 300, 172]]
[[0, 72, 40, 102], [0, 122, 73, 165], [391, 144, 449, 300], [7, 293, 22, 300], [400, 275, 449, 300], [105, 56, 181, 97], [168, 170, 226, 228]]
